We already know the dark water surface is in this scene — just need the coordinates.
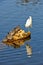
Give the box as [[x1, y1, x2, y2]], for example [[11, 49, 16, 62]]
[[0, 0, 43, 65]]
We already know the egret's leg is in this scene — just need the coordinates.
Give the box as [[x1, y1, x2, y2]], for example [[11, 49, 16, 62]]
[[28, 28, 30, 32], [28, 28, 29, 31]]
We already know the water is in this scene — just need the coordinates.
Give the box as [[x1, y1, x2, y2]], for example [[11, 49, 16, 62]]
[[0, 0, 43, 65]]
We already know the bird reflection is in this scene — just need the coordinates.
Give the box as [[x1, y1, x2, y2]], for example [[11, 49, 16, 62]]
[[22, 0, 39, 4], [17, 0, 39, 5], [22, 0, 29, 3], [26, 44, 32, 57]]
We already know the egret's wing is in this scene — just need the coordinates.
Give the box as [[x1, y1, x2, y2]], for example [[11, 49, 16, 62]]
[[25, 18, 31, 27], [25, 16, 32, 28], [29, 16, 32, 27], [28, 16, 32, 27]]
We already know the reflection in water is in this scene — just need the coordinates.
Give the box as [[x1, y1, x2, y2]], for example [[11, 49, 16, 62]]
[[16, 0, 29, 4], [26, 44, 32, 57], [0, 42, 6, 50], [17, 0, 40, 5], [22, 0, 40, 4], [22, 0, 29, 3], [32, 0, 40, 4]]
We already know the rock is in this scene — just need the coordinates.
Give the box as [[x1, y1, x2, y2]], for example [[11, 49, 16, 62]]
[[2, 26, 31, 47], [9, 25, 21, 36]]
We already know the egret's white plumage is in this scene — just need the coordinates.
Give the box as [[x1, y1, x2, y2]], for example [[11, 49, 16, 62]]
[[25, 16, 32, 28]]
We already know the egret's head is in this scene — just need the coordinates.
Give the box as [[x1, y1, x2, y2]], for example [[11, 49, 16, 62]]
[[29, 16, 31, 18]]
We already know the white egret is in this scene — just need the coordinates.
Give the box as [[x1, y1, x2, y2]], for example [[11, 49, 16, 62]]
[[25, 16, 32, 31]]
